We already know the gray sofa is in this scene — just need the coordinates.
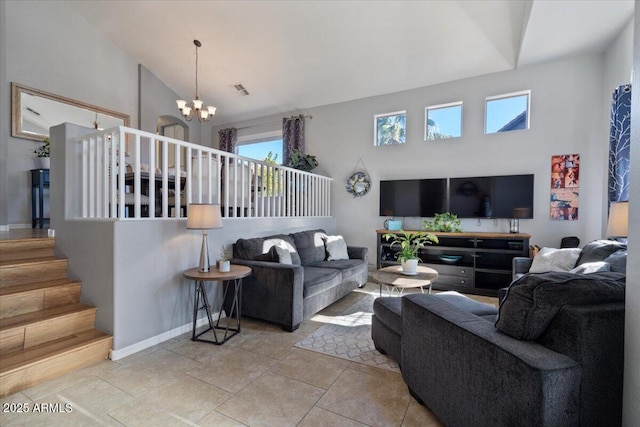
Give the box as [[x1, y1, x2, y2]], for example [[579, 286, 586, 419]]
[[372, 239, 627, 426], [225, 229, 368, 331]]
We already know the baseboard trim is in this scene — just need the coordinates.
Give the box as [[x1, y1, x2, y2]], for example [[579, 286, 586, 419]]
[[7, 224, 32, 230], [109, 312, 222, 361]]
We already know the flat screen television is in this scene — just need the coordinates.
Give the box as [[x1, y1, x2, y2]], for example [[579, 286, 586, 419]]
[[449, 174, 534, 219], [379, 179, 447, 217]]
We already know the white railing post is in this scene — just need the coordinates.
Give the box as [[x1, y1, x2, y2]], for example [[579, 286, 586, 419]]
[[149, 136, 156, 219]]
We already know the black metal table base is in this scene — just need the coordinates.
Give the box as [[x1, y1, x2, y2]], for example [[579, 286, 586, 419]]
[[191, 277, 242, 345]]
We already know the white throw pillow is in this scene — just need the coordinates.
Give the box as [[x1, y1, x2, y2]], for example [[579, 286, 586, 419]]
[[274, 245, 293, 265], [528, 247, 582, 273], [324, 235, 349, 261], [569, 261, 611, 274]]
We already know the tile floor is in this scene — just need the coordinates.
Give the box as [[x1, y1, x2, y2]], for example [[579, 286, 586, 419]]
[[1, 283, 496, 426]]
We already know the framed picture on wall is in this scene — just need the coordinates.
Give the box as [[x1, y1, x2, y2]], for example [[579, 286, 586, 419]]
[[374, 111, 406, 146]]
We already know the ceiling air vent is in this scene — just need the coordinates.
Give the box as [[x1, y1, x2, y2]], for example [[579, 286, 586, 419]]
[[233, 83, 250, 96]]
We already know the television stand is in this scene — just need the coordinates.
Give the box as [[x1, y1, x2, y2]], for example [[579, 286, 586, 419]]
[[376, 230, 531, 296]]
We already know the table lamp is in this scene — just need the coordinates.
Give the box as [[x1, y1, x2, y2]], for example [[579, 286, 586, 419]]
[[187, 204, 222, 272], [606, 201, 628, 240]]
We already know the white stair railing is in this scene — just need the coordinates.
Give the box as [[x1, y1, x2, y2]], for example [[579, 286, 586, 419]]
[[68, 126, 332, 220]]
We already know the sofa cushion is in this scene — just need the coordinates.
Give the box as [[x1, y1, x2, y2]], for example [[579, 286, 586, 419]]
[[496, 271, 626, 340], [569, 261, 610, 274], [275, 246, 293, 264], [528, 247, 581, 273], [323, 235, 349, 261], [309, 259, 366, 283], [235, 234, 301, 265], [290, 229, 327, 265], [575, 239, 626, 266], [302, 266, 342, 298], [435, 291, 498, 319], [604, 249, 627, 273], [373, 297, 402, 335]]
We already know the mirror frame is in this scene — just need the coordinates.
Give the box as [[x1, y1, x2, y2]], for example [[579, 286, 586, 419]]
[[11, 82, 131, 142]]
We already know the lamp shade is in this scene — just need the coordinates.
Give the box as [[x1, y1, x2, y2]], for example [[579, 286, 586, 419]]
[[606, 201, 628, 238], [186, 204, 222, 230]]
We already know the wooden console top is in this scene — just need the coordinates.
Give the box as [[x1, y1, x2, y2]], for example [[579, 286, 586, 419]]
[[376, 230, 531, 239]]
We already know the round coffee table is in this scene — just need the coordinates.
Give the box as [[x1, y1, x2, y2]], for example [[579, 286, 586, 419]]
[[373, 265, 439, 296]]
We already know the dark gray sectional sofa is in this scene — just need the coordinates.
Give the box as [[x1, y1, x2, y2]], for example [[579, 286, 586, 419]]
[[225, 229, 368, 331], [372, 239, 627, 427]]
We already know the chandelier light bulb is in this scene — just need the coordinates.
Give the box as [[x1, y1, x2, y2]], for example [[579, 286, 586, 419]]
[[176, 99, 187, 109], [192, 99, 204, 110]]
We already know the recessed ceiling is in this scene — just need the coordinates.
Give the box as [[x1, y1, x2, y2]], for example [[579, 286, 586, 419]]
[[67, 0, 634, 125]]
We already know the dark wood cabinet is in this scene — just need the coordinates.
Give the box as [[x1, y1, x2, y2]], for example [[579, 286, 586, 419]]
[[376, 230, 530, 296]]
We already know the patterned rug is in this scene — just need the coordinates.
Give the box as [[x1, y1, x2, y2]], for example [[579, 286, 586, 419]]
[[295, 293, 400, 372]]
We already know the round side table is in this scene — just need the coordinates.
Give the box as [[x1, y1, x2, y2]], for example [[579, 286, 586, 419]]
[[184, 264, 251, 345], [373, 265, 439, 296]]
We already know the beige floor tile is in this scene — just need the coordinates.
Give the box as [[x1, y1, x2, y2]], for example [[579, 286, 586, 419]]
[[99, 348, 202, 397], [19, 359, 119, 401], [269, 348, 350, 389], [231, 328, 303, 360], [298, 407, 368, 427], [51, 376, 134, 418], [198, 410, 248, 426], [0, 392, 33, 425], [186, 348, 277, 393], [317, 367, 411, 427], [401, 398, 444, 427], [108, 373, 231, 425], [347, 361, 404, 381], [216, 372, 324, 427], [163, 335, 232, 363]]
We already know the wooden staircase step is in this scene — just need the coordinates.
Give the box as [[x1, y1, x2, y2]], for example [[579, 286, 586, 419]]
[[0, 329, 112, 398], [0, 303, 97, 354], [0, 237, 55, 261], [0, 279, 82, 319], [0, 257, 68, 287]]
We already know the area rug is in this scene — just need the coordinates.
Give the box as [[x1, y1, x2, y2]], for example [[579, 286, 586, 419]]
[[295, 293, 400, 372]]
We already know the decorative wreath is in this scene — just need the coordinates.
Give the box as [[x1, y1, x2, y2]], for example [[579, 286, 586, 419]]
[[346, 171, 371, 198]]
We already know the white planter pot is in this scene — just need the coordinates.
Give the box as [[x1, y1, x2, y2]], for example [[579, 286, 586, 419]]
[[401, 258, 419, 275], [218, 260, 231, 273], [35, 157, 50, 170]]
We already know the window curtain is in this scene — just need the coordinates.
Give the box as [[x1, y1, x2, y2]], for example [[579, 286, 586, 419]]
[[282, 115, 305, 166], [218, 128, 237, 153], [608, 84, 632, 203]]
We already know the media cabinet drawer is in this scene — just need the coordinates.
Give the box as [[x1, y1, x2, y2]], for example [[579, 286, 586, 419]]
[[435, 274, 474, 288], [426, 264, 473, 278]]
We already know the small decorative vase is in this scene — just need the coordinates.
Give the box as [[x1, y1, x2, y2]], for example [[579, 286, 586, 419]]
[[218, 260, 231, 273], [35, 157, 50, 169], [401, 258, 419, 275]]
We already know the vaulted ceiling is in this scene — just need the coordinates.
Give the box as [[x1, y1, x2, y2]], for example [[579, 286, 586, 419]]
[[67, 0, 634, 125]]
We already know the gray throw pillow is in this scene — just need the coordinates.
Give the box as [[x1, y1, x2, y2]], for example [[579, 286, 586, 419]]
[[274, 245, 293, 265], [324, 235, 349, 261], [528, 247, 581, 273], [569, 261, 610, 274], [604, 250, 627, 273], [496, 271, 625, 340], [575, 239, 626, 265]]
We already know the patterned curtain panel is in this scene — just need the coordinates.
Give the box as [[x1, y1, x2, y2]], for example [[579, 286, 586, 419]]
[[608, 84, 632, 203], [218, 128, 237, 153], [283, 115, 305, 166]]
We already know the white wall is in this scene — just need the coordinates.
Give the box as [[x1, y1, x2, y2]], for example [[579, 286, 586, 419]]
[[212, 54, 607, 262], [2, 0, 139, 227], [0, 0, 8, 228], [623, 6, 639, 426]]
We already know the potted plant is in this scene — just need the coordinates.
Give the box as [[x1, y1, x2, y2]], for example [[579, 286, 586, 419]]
[[218, 247, 231, 272], [423, 212, 463, 232], [288, 149, 318, 172], [383, 230, 438, 274], [33, 138, 50, 169]]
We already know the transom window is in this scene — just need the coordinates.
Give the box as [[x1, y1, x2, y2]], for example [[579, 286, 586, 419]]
[[236, 132, 282, 164], [485, 91, 530, 134], [425, 102, 463, 140]]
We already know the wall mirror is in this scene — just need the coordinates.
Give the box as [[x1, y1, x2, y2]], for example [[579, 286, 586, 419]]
[[11, 82, 131, 142]]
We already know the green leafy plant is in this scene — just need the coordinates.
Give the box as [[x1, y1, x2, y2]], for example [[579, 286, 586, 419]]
[[383, 230, 438, 262], [423, 212, 463, 232], [288, 149, 318, 172], [34, 138, 50, 158], [219, 247, 231, 261]]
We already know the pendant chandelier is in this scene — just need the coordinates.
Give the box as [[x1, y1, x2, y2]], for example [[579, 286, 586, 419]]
[[177, 39, 216, 122]]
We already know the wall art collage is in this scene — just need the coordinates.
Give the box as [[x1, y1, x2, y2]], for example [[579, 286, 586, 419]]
[[550, 153, 580, 220]]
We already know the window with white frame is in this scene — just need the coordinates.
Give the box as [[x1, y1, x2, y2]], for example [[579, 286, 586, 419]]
[[236, 131, 283, 164], [425, 101, 463, 140], [485, 91, 530, 134]]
